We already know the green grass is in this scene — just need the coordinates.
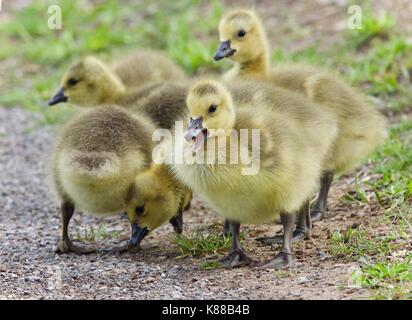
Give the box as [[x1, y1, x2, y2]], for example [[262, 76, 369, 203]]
[[329, 226, 394, 260], [340, 175, 369, 205], [169, 229, 230, 258], [349, 257, 412, 299], [346, 7, 395, 50], [141, 0, 223, 73], [169, 224, 247, 258], [369, 120, 412, 204]]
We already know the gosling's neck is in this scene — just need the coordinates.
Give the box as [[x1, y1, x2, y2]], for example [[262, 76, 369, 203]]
[[100, 73, 127, 105], [238, 50, 270, 79]]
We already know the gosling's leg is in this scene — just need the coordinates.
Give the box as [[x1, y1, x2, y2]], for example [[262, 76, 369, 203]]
[[55, 201, 96, 254], [169, 209, 183, 234], [257, 200, 311, 245], [311, 171, 334, 222], [262, 212, 295, 269], [223, 219, 231, 237], [219, 221, 254, 268]]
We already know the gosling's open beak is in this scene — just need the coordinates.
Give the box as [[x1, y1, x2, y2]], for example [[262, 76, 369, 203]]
[[184, 117, 209, 154], [48, 87, 68, 106], [184, 117, 205, 141], [213, 40, 236, 61], [129, 223, 149, 248]]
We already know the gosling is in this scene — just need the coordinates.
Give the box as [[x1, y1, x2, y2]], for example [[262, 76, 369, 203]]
[[214, 8, 387, 223], [48, 51, 186, 107], [51, 106, 190, 254], [172, 79, 338, 268]]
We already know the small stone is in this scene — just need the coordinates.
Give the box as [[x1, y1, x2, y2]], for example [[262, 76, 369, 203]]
[[25, 276, 42, 282], [297, 276, 309, 284], [171, 291, 182, 299]]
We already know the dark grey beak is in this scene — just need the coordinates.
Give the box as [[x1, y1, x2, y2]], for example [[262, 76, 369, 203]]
[[213, 40, 236, 61], [129, 223, 149, 248], [184, 117, 205, 142], [48, 87, 68, 106]]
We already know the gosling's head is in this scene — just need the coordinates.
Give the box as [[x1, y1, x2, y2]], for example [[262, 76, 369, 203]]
[[184, 80, 235, 151], [48, 56, 125, 107], [214, 9, 267, 64], [125, 166, 179, 241]]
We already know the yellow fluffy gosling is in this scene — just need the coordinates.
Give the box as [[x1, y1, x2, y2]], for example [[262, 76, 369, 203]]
[[51, 106, 190, 254], [172, 79, 338, 269], [214, 8, 387, 223], [48, 51, 186, 107]]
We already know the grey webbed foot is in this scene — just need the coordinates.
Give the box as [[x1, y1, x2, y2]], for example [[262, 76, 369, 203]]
[[55, 239, 96, 254], [261, 252, 292, 269], [103, 240, 141, 255], [310, 210, 324, 222], [257, 228, 309, 245], [219, 248, 255, 269]]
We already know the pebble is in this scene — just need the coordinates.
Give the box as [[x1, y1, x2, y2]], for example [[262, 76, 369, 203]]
[[297, 276, 309, 284], [25, 276, 42, 282]]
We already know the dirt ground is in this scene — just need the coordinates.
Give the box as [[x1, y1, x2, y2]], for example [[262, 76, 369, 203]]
[[0, 107, 373, 299]]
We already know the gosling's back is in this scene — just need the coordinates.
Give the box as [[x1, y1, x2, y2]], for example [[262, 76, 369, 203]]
[[112, 49, 187, 89], [117, 82, 189, 130]]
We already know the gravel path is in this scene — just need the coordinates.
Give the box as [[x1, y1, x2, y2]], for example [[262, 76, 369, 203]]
[[0, 106, 370, 299]]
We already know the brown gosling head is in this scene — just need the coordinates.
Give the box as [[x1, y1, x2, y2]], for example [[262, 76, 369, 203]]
[[184, 79, 235, 152], [48, 56, 125, 107], [214, 9, 268, 64], [125, 166, 180, 235]]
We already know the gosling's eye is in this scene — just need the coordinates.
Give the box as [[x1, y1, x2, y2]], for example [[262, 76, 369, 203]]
[[208, 104, 218, 113], [135, 205, 145, 216], [67, 78, 79, 86], [238, 29, 246, 38]]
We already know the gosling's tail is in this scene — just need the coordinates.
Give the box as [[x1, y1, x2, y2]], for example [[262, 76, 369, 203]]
[[304, 73, 388, 144], [303, 73, 352, 104], [304, 74, 388, 174]]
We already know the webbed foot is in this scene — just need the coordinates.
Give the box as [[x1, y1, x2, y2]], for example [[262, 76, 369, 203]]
[[311, 209, 325, 222], [103, 240, 141, 254], [261, 252, 292, 269], [257, 229, 309, 245], [55, 239, 96, 254], [219, 249, 255, 269]]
